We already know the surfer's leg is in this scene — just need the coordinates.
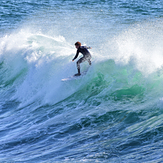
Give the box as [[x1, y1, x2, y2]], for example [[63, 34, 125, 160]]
[[77, 57, 85, 70], [76, 58, 84, 76], [88, 59, 91, 65], [86, 55, 91, 65], [77, 60, 81, 70], [77, 57, 85, 69]]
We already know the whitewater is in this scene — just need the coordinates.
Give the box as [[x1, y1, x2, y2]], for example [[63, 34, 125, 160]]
[[0, 0, 163, 162]]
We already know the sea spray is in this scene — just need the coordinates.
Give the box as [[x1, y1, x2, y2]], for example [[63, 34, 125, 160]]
[[108, 21, 163, 75]]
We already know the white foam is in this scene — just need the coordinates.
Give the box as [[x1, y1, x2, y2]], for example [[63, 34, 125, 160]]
[[107, 21, 163, 75]]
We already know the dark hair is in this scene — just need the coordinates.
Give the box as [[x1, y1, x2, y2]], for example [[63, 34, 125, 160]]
[[75, 41, 81, 46]]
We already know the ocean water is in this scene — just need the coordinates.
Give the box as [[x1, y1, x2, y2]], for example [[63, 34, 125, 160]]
[[0, 0, 163, 162]]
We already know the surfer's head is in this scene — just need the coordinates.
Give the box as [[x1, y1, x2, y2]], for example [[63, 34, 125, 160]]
[[75, 41, 81, 49]]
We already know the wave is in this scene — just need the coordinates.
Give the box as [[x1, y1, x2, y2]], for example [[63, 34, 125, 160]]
[[1, 20, 163, 162], [1, 21, 163, 109]]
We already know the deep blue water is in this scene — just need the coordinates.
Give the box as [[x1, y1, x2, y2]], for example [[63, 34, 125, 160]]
[[0, 0, 163, 162]]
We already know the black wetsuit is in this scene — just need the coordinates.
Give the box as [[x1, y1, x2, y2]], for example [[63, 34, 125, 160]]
[[73, 46, 91, 70]]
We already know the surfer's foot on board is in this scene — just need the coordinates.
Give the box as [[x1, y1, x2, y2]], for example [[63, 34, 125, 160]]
[[74, 68, 81, 76], [74, 73, 81, 76]]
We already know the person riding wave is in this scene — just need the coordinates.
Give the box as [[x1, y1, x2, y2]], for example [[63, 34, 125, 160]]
[[72, 41, 92, 76]]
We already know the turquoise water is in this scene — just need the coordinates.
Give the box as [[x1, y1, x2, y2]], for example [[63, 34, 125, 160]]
[[0, 0, 163, 162]]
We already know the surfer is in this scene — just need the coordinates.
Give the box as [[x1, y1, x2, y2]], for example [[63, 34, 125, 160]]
[[72, 41, 92, 76]]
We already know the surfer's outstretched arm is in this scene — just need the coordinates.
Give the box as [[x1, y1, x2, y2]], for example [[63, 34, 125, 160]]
[[86, 46, 92, 49]]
